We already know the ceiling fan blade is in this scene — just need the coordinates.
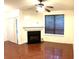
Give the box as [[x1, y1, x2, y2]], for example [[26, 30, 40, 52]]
[[38, 0, 47, 2], [38, 0, 43, 2], [46, 6, 54, 8], [45, 8, 51, 12]]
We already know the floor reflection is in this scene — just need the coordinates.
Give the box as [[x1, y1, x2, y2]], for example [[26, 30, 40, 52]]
[[45, 48, 62, 59], [4, 41, 73, 59]]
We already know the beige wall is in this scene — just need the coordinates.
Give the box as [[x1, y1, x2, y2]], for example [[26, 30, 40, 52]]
[[4, 5, 73, 44], [43, 10, 74, 44], [4, 5, 19, 43], [18, 10, 73, 44]]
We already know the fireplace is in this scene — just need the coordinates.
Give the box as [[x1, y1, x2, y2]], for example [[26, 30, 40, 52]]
[[27, 31, 41, 44]]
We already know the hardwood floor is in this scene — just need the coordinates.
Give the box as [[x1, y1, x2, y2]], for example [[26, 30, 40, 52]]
[[4, 41, 73, 59]]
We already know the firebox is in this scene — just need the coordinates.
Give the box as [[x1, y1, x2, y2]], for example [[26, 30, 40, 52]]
[[27, 31, 41, 44]]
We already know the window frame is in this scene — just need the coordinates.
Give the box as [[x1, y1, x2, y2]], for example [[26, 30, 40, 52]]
[[45, 14, 64, 35]]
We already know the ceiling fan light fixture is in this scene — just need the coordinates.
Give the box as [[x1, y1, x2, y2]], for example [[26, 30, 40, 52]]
[[36, 4, 45, 12]]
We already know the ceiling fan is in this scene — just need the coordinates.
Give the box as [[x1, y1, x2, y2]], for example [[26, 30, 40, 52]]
[[35, 0, 53, 12]]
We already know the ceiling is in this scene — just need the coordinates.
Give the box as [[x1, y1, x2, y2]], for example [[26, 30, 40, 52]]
[[4, 0, 74, 11]]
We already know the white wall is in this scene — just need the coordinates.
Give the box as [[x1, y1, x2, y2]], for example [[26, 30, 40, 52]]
[[43, 10, 74, 44], [18, 10, 74, 44], [4, 5, 74, 44], [4, 5, 20, 44]]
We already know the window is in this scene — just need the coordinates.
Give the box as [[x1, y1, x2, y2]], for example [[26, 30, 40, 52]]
[[45, 14, 64, 35]]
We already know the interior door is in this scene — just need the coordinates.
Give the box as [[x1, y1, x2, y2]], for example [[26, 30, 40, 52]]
[[7, 18, 17, 44]]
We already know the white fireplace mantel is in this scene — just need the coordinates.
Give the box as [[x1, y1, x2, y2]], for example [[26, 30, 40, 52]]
[[23, 27, 44, 31]]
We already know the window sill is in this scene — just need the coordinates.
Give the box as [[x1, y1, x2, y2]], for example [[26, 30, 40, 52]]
[[45, 33, 64, 37]]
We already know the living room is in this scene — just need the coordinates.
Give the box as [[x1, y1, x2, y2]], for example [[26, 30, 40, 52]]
[[4, 0, 74, 59]]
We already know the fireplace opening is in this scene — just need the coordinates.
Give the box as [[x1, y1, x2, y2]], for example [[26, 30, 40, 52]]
[[27, 31, 41, 44]]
